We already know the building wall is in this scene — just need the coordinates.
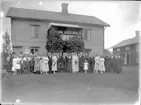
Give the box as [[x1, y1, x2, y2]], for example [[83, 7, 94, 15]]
[[80, 24, 104, 53], [11, 19, 104, 54], [130, 44, 137, 65], [113, 44, 138, 65], [11, 19, 49, 54]]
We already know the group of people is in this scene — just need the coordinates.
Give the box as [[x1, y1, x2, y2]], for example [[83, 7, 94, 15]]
[[6, 51, 122, 75]]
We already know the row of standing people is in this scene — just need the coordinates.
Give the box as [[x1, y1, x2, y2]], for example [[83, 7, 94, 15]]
[[6, 52, 122, 75]]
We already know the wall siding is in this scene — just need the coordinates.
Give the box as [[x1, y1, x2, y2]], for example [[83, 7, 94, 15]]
[[113, 44, 138, 65], [11, 19, 104, 54], [11, 19, 49, 54]]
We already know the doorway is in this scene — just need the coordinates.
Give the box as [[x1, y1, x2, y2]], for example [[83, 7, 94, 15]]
[[124, 53, 131, 65]]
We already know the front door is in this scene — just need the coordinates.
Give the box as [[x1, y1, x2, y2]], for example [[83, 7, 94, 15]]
[[124, 53, 130, 65]]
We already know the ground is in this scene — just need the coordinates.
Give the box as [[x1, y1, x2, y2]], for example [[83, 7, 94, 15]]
[[1, 66, 139, 104]]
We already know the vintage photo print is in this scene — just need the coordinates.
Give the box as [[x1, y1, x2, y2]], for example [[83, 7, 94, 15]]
[[0, 0, 140, 105]]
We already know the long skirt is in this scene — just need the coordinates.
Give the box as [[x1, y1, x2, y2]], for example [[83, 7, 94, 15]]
[[42, 63, 49, 72], [72, 61, 79, 73], [67, 59, 72, 72], [99, 63, 105, 72], [52, 62, 57, 71], [94, 63, 99, 70], [34, 61, 40, 72]]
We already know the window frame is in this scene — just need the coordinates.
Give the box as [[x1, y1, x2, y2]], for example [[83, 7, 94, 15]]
[[136, 44, 139, 52], [117, 48, 120, 52], [125, 46, 130, 50], [30, 47, 40, 54], [83, 29, 91, 41], [30, 25, 40, 38]]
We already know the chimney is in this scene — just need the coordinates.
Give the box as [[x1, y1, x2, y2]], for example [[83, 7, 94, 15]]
[[135, 31, 140, 38], [61, 3, 69, 14]]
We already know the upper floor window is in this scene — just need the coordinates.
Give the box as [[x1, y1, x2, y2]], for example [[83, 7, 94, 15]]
[[136, 44, 139, 51], [117, 48, 120, 52], [125, 46, 130, 50], [30, 25, 40, 38], [84, 29, 91, 41]]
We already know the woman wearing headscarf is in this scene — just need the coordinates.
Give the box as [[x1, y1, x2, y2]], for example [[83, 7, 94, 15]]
[[114, 55, 122, 73], [48, 53, 52, 73], [66, 53, 72, 73], [90, 54, 95, 73], [104, 55, 111, 73], [79, 53, 84, 72]]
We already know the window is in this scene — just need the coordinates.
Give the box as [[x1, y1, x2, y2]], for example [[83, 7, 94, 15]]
[[117, 48, 120, 52], [84, 29, 91, 41], [30, 25, 39, 38], [136, 44, 139, 51], [136, 58, 139, 63], [125, 46, 130, 50], [30, 47, 39, 54]]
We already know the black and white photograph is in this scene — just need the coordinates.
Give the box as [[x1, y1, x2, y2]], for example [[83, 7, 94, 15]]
[[0, 0, 140, 105]]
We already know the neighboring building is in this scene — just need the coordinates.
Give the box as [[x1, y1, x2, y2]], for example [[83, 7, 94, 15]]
[[6, 3, 110, 55], [103, 49, 113, 57], [112, 31, 140, 65]]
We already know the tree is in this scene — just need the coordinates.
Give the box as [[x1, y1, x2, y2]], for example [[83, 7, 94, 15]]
[[2, 30, 11, 53], [46, 26, 84, 53], [46, 26, 63, 53], [2, 30, 12, 69]]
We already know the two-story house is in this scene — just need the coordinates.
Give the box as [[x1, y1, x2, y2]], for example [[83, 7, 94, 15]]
[[112, 31, 140, 65], [6, 3, 110, 55]]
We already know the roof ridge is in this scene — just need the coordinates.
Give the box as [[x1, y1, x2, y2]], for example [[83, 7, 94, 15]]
[[111, 36, 139, 48], [6, 7, 110, 27]]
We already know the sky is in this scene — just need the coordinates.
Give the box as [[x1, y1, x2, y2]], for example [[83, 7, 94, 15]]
[[0, 0, 141, 52]]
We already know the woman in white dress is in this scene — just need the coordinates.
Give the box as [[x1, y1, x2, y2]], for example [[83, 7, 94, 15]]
[[84, 60, 89, 73], [12, 54, 21, 75], [12, 54, 17, 75], [52, 54, 58, 74], [72, 53, 79, 73], [41, 55, 49, 75], [16, 55, 22, 75], [99, 55, 105, 73], [94, 55, 100, 73]]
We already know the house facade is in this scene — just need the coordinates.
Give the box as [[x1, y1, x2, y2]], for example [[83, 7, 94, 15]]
[[6, 3, 110, 55], [112, 31, 140, 65]]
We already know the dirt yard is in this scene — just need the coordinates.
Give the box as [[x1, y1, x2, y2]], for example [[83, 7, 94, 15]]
[[1, 66, 139, 104]]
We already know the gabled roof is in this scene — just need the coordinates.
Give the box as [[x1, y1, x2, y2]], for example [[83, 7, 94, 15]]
[[6, 7, 110, 27], [111, 36, 140, 48]]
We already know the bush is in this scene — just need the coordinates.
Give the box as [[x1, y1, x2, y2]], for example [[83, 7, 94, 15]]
[[46, 26, 84, 53], [2, 51, 8, 69]]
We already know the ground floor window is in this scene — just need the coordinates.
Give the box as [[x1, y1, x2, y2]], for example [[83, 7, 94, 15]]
[[30, 47, 39, 54]]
